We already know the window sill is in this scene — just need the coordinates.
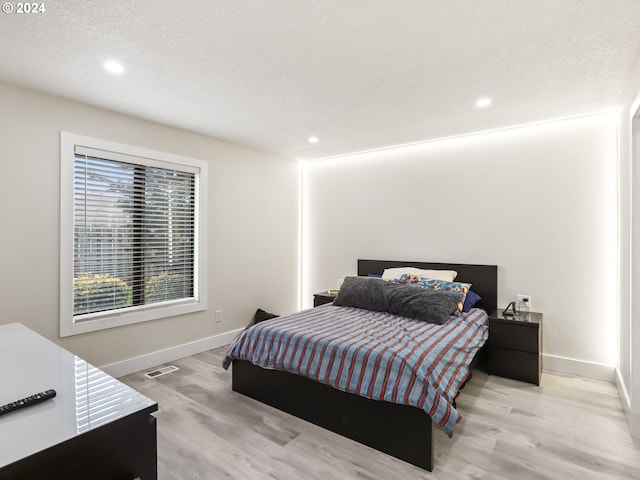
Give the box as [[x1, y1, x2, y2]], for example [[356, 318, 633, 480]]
[[60, 299, 206, 337]]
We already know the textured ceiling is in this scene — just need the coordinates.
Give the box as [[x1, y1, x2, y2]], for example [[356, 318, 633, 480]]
[[1, 0, 639, 160]]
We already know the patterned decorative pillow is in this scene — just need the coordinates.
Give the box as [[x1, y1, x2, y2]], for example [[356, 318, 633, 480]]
[[391, 274, 471, 314], [381, 267, 457, 282], [392, 274, 421, 285]]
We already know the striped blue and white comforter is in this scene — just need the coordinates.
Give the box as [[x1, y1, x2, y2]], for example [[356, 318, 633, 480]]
[[223, 304, 488, 436]]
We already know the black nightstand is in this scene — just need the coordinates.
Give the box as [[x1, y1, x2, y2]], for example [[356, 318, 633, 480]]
[[487, 310, 543, 385], [313, 291, 338, 307]]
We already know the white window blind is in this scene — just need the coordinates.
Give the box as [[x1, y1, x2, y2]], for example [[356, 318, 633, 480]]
[[60, 133, 207, 336], [73, 150, 197, 317]]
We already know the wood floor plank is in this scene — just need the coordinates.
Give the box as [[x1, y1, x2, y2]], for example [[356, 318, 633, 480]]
[[121, 346, 640, 479]]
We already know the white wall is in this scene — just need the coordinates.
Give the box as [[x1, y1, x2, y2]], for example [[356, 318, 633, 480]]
[[0, 81, 299, 373], [620, 49, 640, 438], [303, 114, 618, 380]]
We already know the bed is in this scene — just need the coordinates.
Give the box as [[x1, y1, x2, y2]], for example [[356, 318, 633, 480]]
[[225, 259, 497, 471]]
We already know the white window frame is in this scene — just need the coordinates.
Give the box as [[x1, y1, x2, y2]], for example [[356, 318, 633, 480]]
[[60, 132, 208, 337]]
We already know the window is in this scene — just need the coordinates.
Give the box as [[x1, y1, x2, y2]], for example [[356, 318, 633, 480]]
[[60, 133, 207, 336]]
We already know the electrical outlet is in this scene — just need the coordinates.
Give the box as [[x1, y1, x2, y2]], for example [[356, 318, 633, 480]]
[[214, 310, 222, 323], [516, 294, 531, 311]]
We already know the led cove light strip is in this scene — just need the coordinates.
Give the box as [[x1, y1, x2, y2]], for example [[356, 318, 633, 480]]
[[304, 109, 620, 164]]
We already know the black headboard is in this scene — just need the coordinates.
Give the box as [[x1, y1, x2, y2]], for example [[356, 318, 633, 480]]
[[357, 259, 497, 314]]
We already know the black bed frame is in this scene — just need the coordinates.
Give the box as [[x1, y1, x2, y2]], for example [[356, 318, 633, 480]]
[[232, 259, 498, 471]]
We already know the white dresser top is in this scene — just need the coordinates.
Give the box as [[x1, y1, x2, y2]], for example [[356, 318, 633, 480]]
[[0, 323, 157, 469]]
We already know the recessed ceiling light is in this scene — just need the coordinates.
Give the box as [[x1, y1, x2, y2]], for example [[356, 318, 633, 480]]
[[308, 136, 319, 144], [476, 97, 492, 108], [104, 61, 124, 74]]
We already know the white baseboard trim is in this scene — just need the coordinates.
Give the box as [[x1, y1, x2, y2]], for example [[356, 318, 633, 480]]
[[631, 411, 640, 439], [100, 328, 244, 378], [616, 367, 632, 412], [542, 354, 615, 382], [616, 368, 640, 439]]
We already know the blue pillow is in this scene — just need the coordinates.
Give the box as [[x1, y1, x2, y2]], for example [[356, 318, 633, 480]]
[[463, 289, 482, 312]]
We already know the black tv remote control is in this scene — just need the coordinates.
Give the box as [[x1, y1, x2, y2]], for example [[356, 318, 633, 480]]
[[0, 389, 56, 417]]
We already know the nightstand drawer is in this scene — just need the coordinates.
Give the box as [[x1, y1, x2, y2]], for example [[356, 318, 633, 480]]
[[488, 322, 538, 354], [488, 347, 540, 385]]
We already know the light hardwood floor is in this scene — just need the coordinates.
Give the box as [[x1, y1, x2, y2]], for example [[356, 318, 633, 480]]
[[121, 347, 640, 479]]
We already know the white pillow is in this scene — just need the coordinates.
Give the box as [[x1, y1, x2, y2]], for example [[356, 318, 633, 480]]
[[381, 267, 457, 282]]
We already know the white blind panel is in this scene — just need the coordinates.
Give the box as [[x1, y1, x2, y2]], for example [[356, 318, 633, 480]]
[[74, 145, 201, 175], [73, 154, 196, 318]]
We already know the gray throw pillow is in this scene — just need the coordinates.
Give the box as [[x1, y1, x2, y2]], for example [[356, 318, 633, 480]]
[[333, 276, 389, 312], [334, 276, 462, 324], [385, 283, 462, 324]]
